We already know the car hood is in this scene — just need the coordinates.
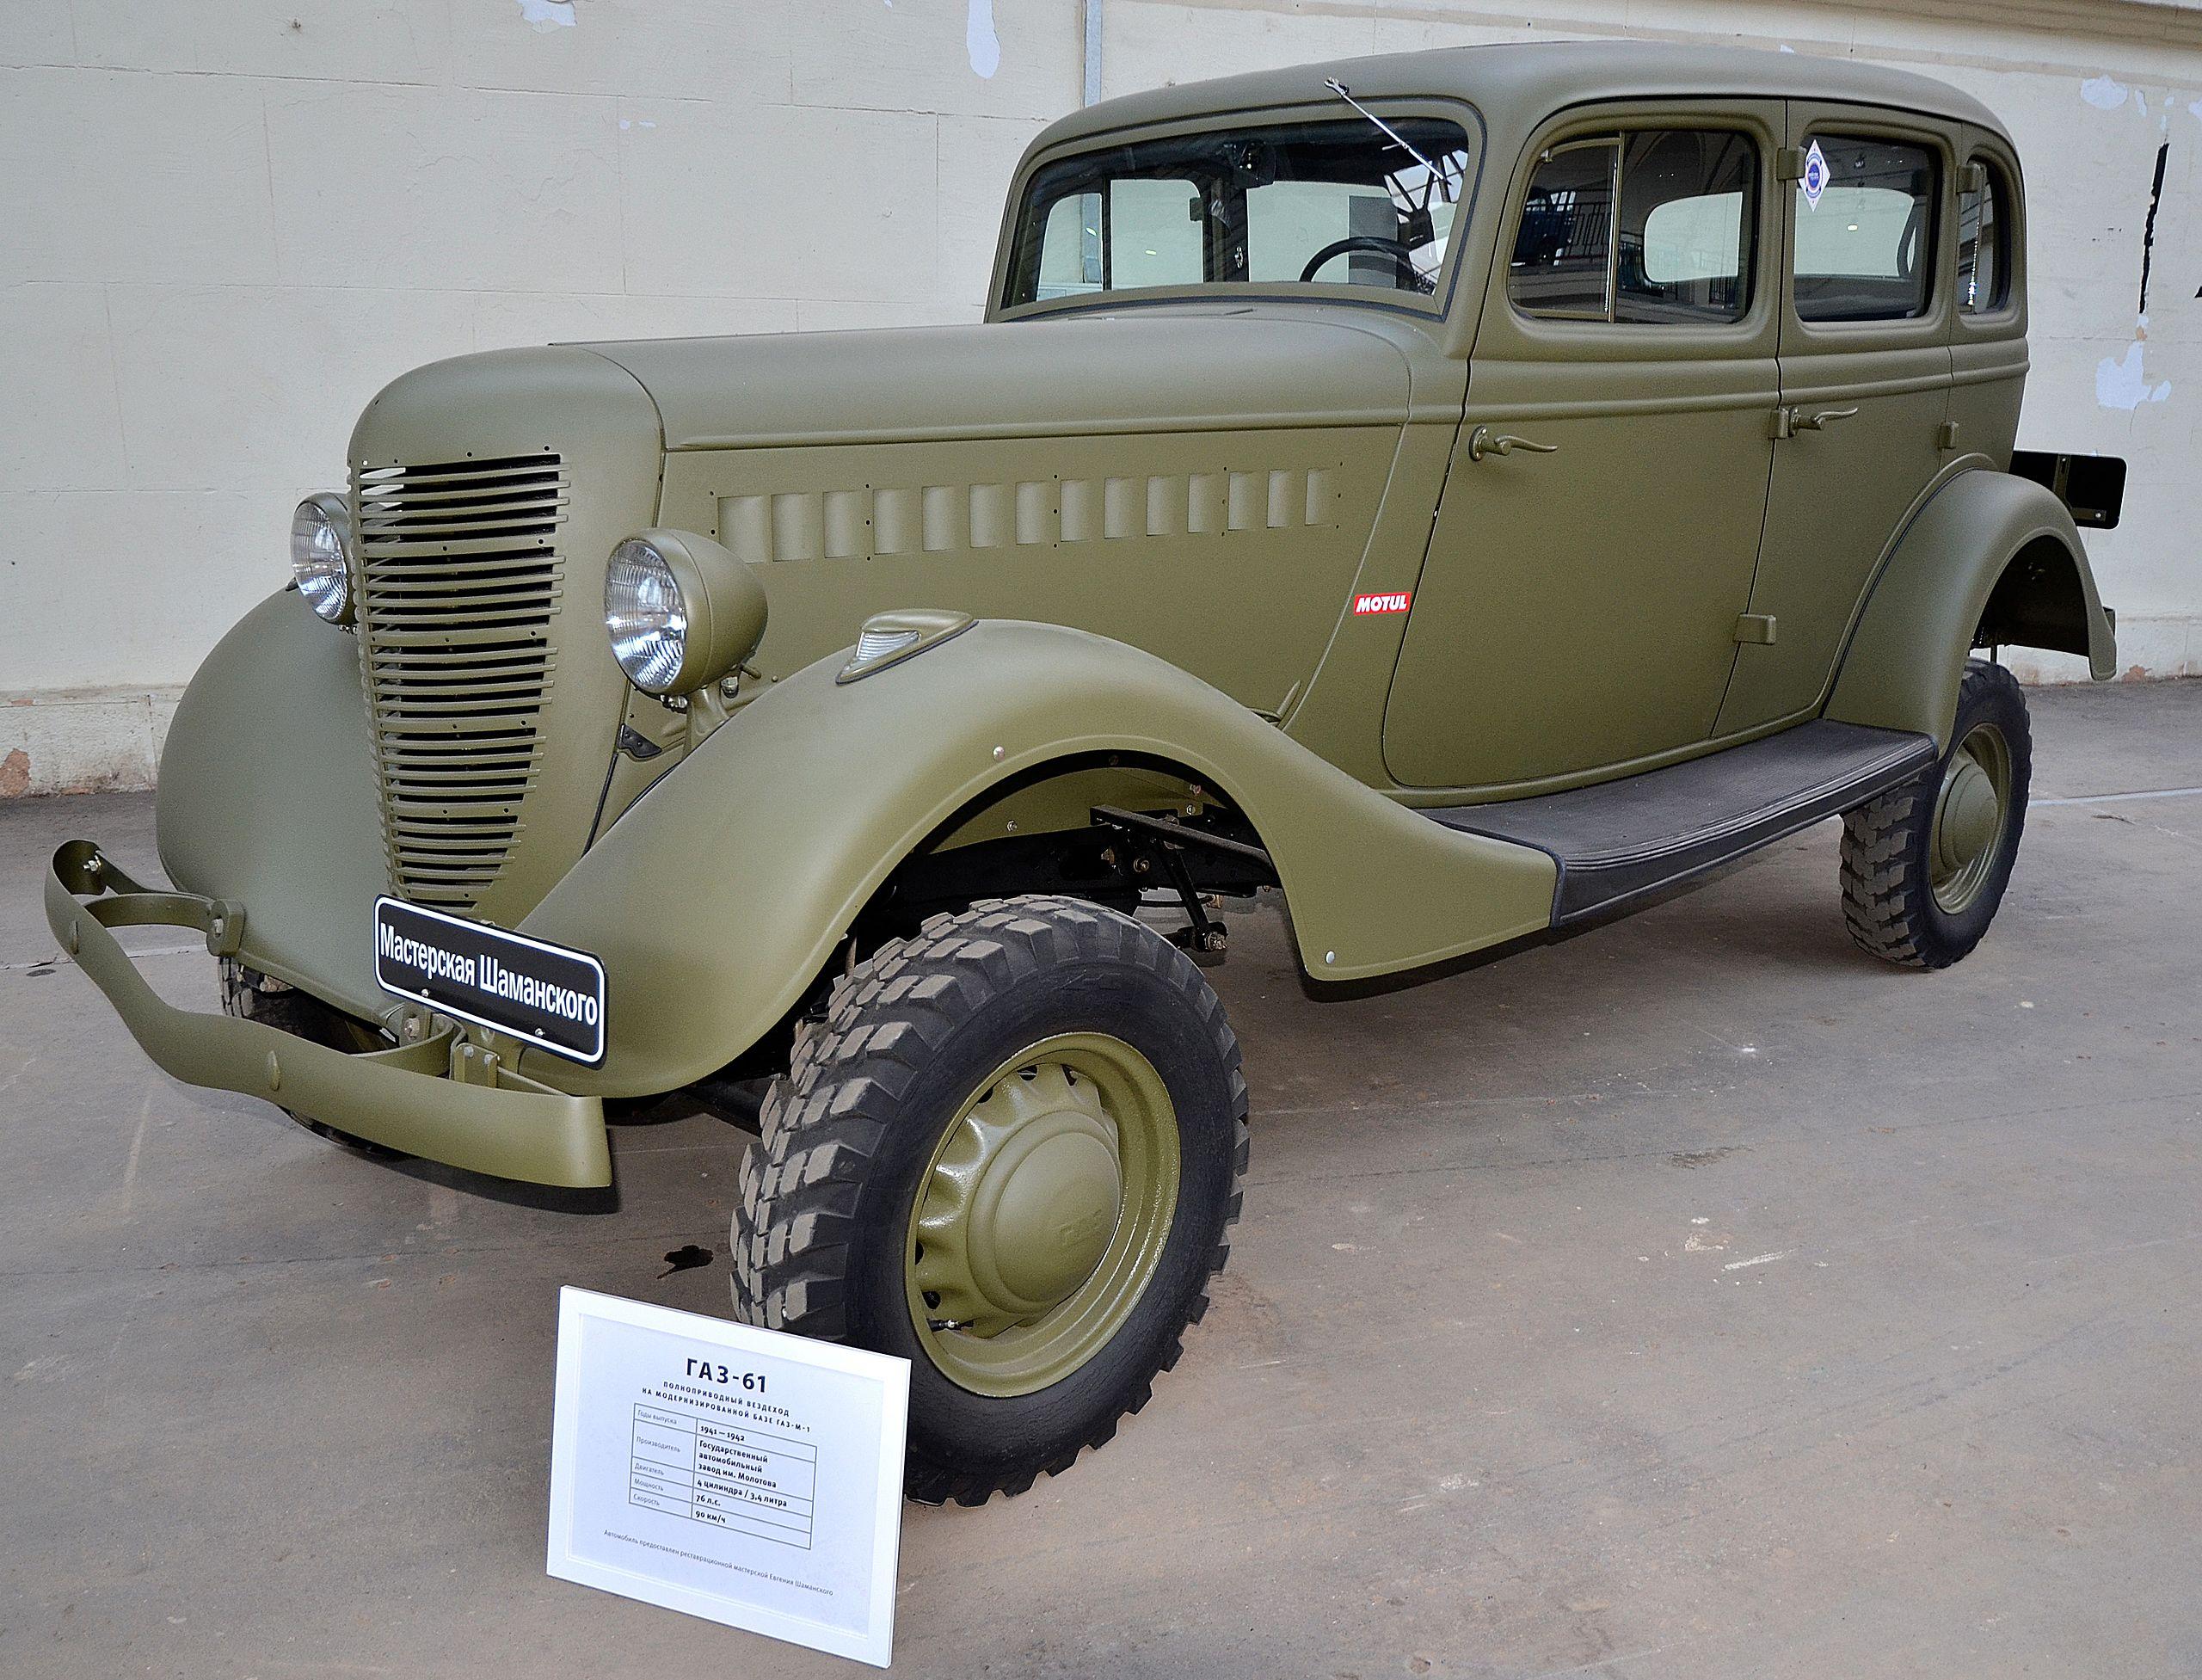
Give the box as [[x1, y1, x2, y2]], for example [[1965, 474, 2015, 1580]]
[[578, 310, 1418, 451]]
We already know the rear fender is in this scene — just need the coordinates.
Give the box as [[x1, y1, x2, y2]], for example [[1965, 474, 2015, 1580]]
[[521, 620, 1556, 1096], [1825, 469, 2116, 749]]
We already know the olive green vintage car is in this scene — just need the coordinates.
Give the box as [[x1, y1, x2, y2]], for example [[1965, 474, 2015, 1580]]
[[48, 42, 2116, 1502]]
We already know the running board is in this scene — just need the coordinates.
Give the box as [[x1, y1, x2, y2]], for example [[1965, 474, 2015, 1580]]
[[1425, 722, 1939, 926]]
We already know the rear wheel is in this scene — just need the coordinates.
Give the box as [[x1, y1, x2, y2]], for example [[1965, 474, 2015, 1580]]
[[1840, 660, 2032, 969], [218, 959, 404, 1159], [729, 895, 1248, 1505]]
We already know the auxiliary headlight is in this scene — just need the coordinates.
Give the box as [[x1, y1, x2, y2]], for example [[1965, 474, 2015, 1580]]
[[604, 529, 767, 698], [290, 492, 355, 625]]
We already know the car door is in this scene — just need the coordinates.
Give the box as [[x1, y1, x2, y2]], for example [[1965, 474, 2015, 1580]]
[[1384, 102, 1783, 791], [1713, 106, 1956, 735], [1944, 132, 2026, 466]]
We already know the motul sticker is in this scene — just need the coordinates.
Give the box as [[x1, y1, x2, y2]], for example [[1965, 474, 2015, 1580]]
[[1352, 591, 1412, 616]]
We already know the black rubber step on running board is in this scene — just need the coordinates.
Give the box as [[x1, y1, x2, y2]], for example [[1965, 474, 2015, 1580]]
[[1425, 721, 1939, 925]]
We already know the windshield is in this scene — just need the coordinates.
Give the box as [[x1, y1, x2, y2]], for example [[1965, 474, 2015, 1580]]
[[1003, 114, 1475, 309]]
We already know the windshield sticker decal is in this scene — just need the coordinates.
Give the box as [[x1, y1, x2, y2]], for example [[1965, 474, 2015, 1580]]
[[1801, 139, 1828, 210]]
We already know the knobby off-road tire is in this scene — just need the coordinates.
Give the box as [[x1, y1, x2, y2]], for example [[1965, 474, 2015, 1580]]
[[1841, 660, 2033, 969], [729, 895, 1249, 1505], [218, 959, 404, 1159]]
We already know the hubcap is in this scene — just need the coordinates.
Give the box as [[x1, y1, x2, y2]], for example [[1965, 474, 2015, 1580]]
[[1930, 723, 2013, 914], [906, 1033, 1179, 1398]]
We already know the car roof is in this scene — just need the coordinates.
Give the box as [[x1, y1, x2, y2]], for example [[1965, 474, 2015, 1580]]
[[1030, 39, 2007, 157]]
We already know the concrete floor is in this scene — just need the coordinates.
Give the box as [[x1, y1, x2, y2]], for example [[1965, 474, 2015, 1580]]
[[3, 680, 2198, 1680]]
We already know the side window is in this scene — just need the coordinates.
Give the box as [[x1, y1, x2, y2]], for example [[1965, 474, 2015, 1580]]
[[1957, 158, 2011, 314], [1793, 135, 1936, 322], [1510, 129, 1757, 323], [1620, 130, 1756, 323], [1510, 140, 1617, 317]]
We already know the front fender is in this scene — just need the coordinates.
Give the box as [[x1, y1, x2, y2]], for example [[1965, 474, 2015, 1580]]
[[156, 588, 391, 1020], [522, 620, 1556, 1096], [1826, 469, 2116, 749]]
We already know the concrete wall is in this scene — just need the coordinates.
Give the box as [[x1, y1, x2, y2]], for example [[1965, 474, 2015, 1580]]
[[3, 0, 2196, 794]]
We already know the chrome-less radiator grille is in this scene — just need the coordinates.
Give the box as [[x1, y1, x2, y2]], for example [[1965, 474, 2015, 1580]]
[[354, 453, 567, 914]]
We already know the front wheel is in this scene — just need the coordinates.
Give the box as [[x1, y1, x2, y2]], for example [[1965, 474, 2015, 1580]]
[[1840, 659, 2033, 969], [729, 895, 1248, 1505], [218, 959, 405, 1159]]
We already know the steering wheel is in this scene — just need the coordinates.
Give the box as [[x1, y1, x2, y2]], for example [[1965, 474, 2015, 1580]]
[[1299, 235, 1434, 294]]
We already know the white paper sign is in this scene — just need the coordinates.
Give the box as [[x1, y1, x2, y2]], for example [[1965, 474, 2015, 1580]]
[[546, 1288, 910, 1667]]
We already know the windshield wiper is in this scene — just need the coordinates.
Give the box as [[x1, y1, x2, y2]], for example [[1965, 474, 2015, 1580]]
[[1323, 77, 1460, 200]]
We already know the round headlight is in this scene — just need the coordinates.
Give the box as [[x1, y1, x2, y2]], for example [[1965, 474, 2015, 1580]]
[[604, 530, 768, 698], [290, 492, 354, 625], [605, 538, 689, 693]]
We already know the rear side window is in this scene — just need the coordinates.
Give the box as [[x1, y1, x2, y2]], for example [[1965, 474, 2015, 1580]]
[[1793, 135, 1936, 321], [1957, 158, 2012, 314], [1510, 128, 1757, 324]]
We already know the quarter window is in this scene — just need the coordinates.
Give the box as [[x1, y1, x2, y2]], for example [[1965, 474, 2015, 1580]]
[[1957, 158, 2011, 314], [1509, 128, 1758, 323], [1510, 140, 1616, 317], [1793, 135, 1936, 322]]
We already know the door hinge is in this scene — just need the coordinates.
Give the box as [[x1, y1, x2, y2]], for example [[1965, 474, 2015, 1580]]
[[1733, 613, 1779, 646], [1776, 146, 1809, 182], [1769, 405, 1796, 440], [1938, 419, 1963, 452], [1959, 160, 1989, 194]]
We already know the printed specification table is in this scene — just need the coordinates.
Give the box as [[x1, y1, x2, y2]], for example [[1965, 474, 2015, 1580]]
[[626, 1401, 818, 1549]]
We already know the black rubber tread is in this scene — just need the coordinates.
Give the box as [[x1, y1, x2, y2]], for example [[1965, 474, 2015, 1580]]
[[729, 895, 1249, 1506], [218, 960, 404, 1158], [1839, 661, 2033, 970]]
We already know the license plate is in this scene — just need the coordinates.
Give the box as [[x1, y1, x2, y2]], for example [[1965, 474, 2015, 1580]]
[[373, 897, 606, 1067]]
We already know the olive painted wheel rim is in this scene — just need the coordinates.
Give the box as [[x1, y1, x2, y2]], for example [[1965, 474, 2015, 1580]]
[[905, 1033, 1179, 1398], [1930, 722, 2014, 914]]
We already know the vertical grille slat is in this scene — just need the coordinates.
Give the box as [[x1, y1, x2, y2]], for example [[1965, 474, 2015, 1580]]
[[355, 454, 565, 913]]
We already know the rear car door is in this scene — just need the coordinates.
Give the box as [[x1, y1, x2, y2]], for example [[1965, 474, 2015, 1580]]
[[1714, 105, 1956, 734], [1384, 102, 1782, 791], [1945, 132, 2026, 466]]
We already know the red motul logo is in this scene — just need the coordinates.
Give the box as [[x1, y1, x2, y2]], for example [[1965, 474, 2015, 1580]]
[[1352, 591, 1412, 616]]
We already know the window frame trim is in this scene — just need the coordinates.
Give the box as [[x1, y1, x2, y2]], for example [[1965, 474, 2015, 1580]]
[[1484, 99, 1784, 359], [1775, 102, 1957, 355], [990, 95, 1489, 325], [1787, 129, 1944, 328], [1509, 135, 1623, 323], [1954, 151, 2017, 323], [1508, 130, 1763, 329]]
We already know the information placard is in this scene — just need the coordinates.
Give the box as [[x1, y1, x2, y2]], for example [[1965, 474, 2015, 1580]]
[[546, 1288, 909, 1667]]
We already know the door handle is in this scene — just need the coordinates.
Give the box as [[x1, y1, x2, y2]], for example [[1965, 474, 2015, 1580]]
[[1773, 404, 1861, 439], [1467, 425, 1560, 463]]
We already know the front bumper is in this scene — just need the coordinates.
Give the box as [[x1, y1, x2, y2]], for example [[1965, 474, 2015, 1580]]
[[45, 840, 612, 1187]]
